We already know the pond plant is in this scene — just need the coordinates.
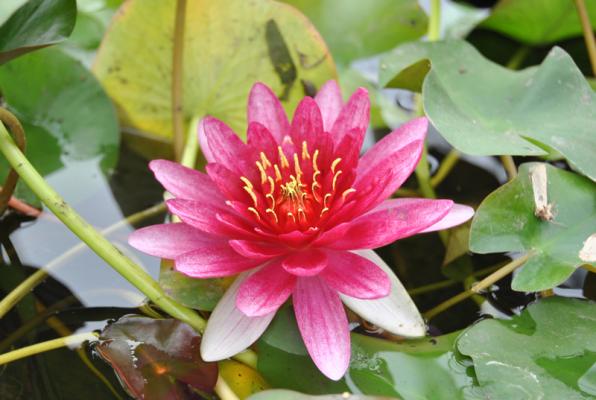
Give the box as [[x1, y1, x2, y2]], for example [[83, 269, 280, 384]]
[[0, 0, 594, 399]]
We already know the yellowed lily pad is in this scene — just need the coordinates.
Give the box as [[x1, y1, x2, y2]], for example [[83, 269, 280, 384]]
[[93, 0, 336, 147]]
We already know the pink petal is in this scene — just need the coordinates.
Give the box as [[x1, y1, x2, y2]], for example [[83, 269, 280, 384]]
[[321, 251, 390, 299], [247, 122, 279, 162], [317, 198, 454, 250], [248, 82, 290, 143], [330, 87, 369, 148], [228, 240, 287, 260], [166, 198, 254, 238], [289, 97, 324, 147], [421, 203, 474, 233], [202, 116, 252, 173], [206, 163, 248, 203], [149, 159, 223, 203], [174, 244, 261, 278], [340, 250, 426, 337], [293, 277, 350, 381], [282, 249, 328, 277], [128, 223, 213, 259], [353, 117, 427, 212], [198, 118, 216, 163], [236, 260, 296, 317], [315, 80, 343, 131], [201, 272, 275, 361]]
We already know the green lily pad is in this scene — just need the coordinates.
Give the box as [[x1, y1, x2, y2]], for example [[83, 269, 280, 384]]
[[257, 307, 474, 399], [469, 163, 596, 292], [96, 315, 219, 399], [481, 0, 596, 45], [0, 0, 76, 64], [92, 0, 336, 151], [159, 259, 228, 312], [380, 40, 596, 180], [0, 46, 120, 203], [280, 0, 427, 66], [458, 297, 596, 399]]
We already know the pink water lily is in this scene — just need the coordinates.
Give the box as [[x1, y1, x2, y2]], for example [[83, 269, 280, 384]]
[[129, 81, 474, 380]]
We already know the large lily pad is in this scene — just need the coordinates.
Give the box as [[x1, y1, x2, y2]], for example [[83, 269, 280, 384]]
[[159, 259, 228, 312], [379, 40, 596, 180], [469, 163, 596, 292], [93, 0, 336, 148], [249, 390, 396, 400], [0, 0, 76, 64], [458, 297, 596, 399], [481, 0, 596, 45], [0, 47, 120, 202], [257, 307, 474, 399], [96, 315, 218, 399], [280, 0, 427, 66]]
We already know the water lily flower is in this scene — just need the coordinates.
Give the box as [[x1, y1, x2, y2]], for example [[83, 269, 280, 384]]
[[129, 81, 474, 380]]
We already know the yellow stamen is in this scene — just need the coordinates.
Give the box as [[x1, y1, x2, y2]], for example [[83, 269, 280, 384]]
[[260, 152, 272, 168], [278, 146, 289, 168], [298, 208, 307, 222], [301, 141, 311, 160], [320, 207, 329, 217], [342, 188, 356, 200], [247, 207, 260, 220], [274, 164, 282, 182], [331, 158, 342, 174], [312, 149, 320, 172], [266, 208, 279, 223], [287, 212, 296, 223], [266, 193, 276, 208], [267, 176, 276, 196], [240, 176, 253, 189], [323, 193, 332, 208], [332, 170, 343, 191], [256, 161, 267, 184], [293, 153, 303, 176]]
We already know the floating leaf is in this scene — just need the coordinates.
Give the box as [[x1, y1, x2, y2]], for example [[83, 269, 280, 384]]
[[219, 360, 270, 399], [96, 315, 218, 400], [249, 390, 396, 400], [0, 0, 76, 64], [257, 307, 474, 399], [93, 0, 336, 151], [0, 46, 120, 203], [470, 163, 596, 292], [280, 0, 427, 65], [481, 0, 596, 45], [380, 40, 596, 180], [0, 0, 27, 26], [458, 297, 596, 399], [159, 259, 228, 312]]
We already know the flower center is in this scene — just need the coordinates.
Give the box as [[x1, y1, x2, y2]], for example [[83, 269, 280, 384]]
[[238, 140, 355, 232]]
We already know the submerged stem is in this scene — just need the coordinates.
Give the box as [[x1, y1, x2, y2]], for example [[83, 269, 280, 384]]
[[500, 155, 517, 180], [423, 254, 531, 319], [430, 149, 460, 188], [0, 202, 166, 320], [0, 121, 206, 332], [574, 0, 596, 75], [0, 108, 26, 215], [0, 332, 98, 366]]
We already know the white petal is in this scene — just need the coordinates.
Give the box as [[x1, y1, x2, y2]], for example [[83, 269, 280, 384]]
[[421, 203, 474, 233], [341, 250, 426, 337], [200, 271, 275, 361]]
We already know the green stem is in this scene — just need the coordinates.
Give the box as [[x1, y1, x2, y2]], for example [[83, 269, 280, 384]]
[[574, 0, 596, 76], [430, 149, 460, 188], [0, 122, 205, 332], [180, 116, 200, 169], [0, 332, 98, 366], [500, 155, 517, 180], [408, 264, 501, 296], [0, 202, 166, 320], [172, 0, 187, 161], [427, 0, 441, 41], [505, 46, 530, 70], [423, 254, 531, 320]]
